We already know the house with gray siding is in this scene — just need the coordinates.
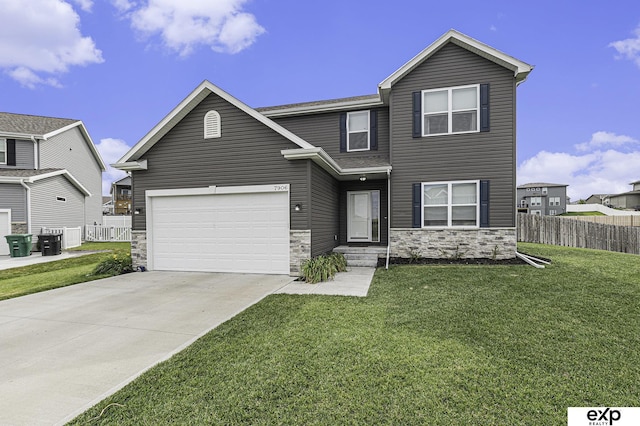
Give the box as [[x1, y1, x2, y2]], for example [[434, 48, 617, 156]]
[[517, 183, 568, 216], [115, 29, 533, 275], [0, 113, 106, 250], [608, 180, 640, 210]]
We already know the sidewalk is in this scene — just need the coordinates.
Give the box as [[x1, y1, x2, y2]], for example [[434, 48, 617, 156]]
[[0, 251, 95, 271]]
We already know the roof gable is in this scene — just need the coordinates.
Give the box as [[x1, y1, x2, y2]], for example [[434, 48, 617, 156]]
[[378, 29, 533, 98], [118, 81, 315, 165]]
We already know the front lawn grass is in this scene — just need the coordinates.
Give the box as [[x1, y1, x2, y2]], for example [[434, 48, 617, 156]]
[[0, 242, 130, 301], [71, 243, 640, 425]]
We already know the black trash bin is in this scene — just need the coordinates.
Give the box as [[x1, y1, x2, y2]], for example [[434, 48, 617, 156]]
[[39, 234, 62, 256]]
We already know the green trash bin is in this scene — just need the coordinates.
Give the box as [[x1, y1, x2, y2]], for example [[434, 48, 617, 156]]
[[4, 234, 32, 257]]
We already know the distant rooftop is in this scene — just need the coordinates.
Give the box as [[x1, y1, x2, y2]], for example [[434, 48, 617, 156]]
[[517, 182, 568, 189], [0, 112, 78, 136]]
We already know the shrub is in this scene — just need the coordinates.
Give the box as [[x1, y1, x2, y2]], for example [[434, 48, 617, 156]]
[[301, 252, 347, 283], [91, 252, 133, 276]]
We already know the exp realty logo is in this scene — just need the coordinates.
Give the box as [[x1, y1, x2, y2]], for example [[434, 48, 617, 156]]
[[568, 407, 640, 426]]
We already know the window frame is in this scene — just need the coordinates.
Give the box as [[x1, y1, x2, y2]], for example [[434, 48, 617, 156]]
[[422, 84, 480, 137], [421, 180, 480, 229], [531, 197, 542, 206], [0, 138, 6, 165], [346, 110, 370, 152], [549, 196, 560, 206]]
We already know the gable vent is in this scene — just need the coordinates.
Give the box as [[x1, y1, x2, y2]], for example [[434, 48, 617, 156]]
[[204, 110, 221, 139]]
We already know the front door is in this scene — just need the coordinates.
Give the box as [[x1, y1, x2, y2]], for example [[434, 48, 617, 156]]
[[347, 191, 380, 242]]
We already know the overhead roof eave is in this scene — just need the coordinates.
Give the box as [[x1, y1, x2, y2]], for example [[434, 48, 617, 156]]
[[281, 148, 391, 181]]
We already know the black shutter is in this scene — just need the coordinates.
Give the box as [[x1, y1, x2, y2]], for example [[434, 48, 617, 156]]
[[412, 91, 422, 138], [7, 139, 16, 166], [370, 110, 378, 151], [480, 84, 490, 132], [412, 183, 422, 228], [339, 113, 347, 152], [480, 180, 490, 227]]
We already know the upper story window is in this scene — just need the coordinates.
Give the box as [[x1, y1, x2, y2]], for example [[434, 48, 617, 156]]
[[531, 197, 541, 206], [549, 196, 560, 206], [204, 110, 221, 139], [423, 84, 479, 136], [347, 111, 370, 151], [422, 180, 479, 228], [0, 138, 6, 164]]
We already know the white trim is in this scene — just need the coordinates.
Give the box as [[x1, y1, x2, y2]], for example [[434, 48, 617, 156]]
[[0, 169, 91, 196], [280, 147, 391, 180], [421, 84, 480, 136], [260, 97, 384, 117], [43, 121, 107, 171], [346, 111, 370, 152], [0, 138, 6, 164], [0, 209, 10, 256], [421, 180, 480, 228], [113, 159, 147, 171], [379, 29, 533, 96], [146, 184, 290, 198], [117, 81, 314, 165]]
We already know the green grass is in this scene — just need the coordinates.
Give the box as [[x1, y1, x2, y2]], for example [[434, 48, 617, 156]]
[[560, 211, 606, 216], [0, 242, 130, 301], [70, 243, 640, 425]]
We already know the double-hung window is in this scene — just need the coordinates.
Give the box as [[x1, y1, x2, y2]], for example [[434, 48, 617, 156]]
[[549, 196, 560, 206], [531, 197, 541, 206], [0, 138, 6, 164], [422, 180, 479, 227], [347, 111, 370, 151], [422, 85, 479, 136]]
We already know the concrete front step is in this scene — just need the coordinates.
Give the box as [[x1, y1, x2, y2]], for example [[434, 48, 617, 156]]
[[347, 259, 379, 267], [334, 246, 386, 268]]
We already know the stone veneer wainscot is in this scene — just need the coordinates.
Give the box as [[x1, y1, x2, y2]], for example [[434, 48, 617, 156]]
[[131, 230, 147, 271], [389, 228, 517, 260], [289, 229, 311, 276]]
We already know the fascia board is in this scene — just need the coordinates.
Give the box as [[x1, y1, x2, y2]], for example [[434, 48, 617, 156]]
[[262, 98, 385, 118], [42, 121, 108, 171], [379, 29, 533, 91], [113, 159, 148, 171], [117, 80, 314, 165], [281, 148, 391, 179], [0, 131, 44, 139]]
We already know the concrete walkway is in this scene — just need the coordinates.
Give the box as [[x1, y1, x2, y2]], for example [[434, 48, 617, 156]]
[[275, 267, 376, 297], [0, 251, 96, 271]]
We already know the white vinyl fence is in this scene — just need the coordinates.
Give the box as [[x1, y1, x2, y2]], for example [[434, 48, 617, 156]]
[[86, 225, 132, 242], [41, 227, 82, 249], [102, 215, 132, 227]]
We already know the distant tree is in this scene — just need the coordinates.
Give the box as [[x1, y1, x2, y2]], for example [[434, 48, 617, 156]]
[[578, 199, 587, 204]]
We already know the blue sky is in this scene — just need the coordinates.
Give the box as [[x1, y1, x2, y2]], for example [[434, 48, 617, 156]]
[[1, 0, 639, 200]]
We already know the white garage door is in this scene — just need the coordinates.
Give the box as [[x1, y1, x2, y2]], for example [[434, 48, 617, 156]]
[[147, 185, 290, 274]]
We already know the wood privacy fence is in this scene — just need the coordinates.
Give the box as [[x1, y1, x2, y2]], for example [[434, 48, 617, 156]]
[[562, 215, 640, 227], [517, 213, 640, 255]]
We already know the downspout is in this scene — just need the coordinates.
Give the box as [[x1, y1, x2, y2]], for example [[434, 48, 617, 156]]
[[19, 180, 31, 234], [385, 169, 391, 270], [30, 136, 39, 169]]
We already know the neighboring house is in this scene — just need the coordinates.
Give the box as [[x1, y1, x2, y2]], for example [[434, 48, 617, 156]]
[[110, 176, 132, 215], [608, 180, 640, 210], [115, 29, 533, 275], [585, 193, 611, 205], [102, 196, 114, 215], [0, 113, 106, 243], [517, 183, 568, 216]]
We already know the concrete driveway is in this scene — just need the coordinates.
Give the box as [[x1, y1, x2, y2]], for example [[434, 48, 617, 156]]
[[0, 271, 293, 426]]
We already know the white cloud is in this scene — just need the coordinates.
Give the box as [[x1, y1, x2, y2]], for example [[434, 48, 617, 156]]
[[609, 25, 640, 68], [0, 0, 103, 88], [122, 0, 265, 56], [574, 131, 638, 152], [71, 0, 93, 12], [518, 148, 640, 201], [95, 138, 131, 195]]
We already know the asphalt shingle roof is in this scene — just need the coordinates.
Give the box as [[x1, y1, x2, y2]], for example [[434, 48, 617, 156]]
[[0, 112, 78, 136], [0, 168, 63, 178]]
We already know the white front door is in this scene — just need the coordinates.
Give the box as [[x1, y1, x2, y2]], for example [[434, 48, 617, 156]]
[[348, 192, 372, 242], [0, 209, 11, 256]]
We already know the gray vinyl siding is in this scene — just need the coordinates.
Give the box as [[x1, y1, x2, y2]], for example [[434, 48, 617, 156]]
[[0, 139, 35, 169], [272, 107, 390, 165], [339, 179, 388, 245], [39, 127, 103, 226], [0, 184, 26, 221], [132, 92, 311, 231], [30, 176, 85, 235], [310, 162, 340, 256], [390, 42, 517, 228]]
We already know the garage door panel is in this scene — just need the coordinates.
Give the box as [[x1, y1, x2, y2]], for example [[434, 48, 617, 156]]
[[150, 190, 290, 274]]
